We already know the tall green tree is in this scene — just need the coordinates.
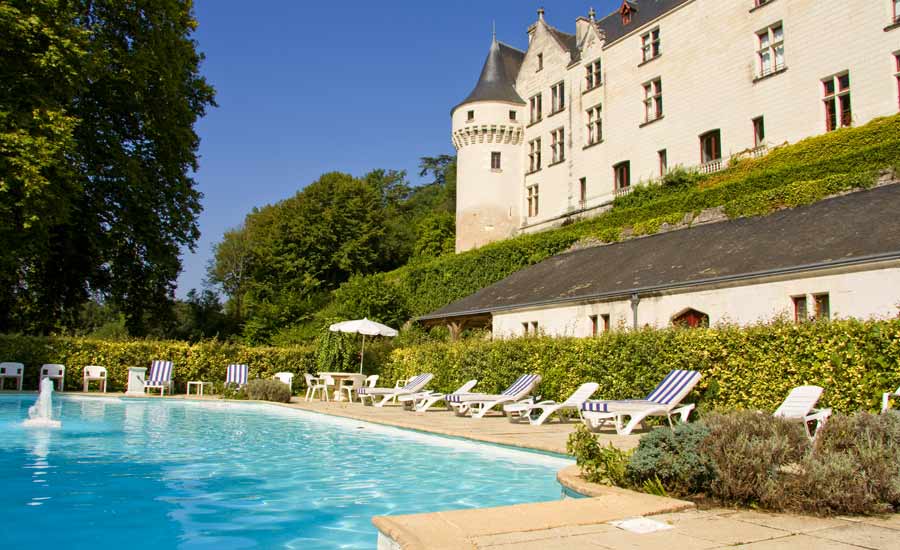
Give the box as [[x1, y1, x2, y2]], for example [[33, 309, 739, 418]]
[[0, 0, 215, 335]]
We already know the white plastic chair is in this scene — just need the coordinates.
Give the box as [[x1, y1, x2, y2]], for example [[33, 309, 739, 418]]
[[505, 382, 599, 425], [273, 372, 294, 391], [304, 373, 329, 401], [41, 364, 66, 391], [340, 374, 367, 402], [0, 362, 24, 391], [882, 385, 900, 413], [774, 385, 832, 439], [83, 365, 107, 392]]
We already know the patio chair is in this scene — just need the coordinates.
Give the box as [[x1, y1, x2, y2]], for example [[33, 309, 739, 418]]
[[344, 374, 379, 403], [0, 362, 24, 391], [225, 364, 249, 388], [40, 364, 66, 391], [357, 373, 433, 407], [398, 379, 478, 413], [882, 385, 900, 414], [773, 385, 831, 439], [144, 360, 174, 396], [580, 370, 701, 435], [447, 374, 542, 419], [304, 373, 329, 401], [273, 372, 294, 391], [83, 365, 107, 393], [504, 382, 599, 425], [338, 374, 368, 402]]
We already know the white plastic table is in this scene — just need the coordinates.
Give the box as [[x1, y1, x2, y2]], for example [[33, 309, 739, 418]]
[[318, 372, 366, 401], [187, 381, 213, 396]]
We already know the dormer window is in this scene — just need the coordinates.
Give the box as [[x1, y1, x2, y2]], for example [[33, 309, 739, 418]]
[[620, 1, 635, 25], [622, 11, 632, 25]]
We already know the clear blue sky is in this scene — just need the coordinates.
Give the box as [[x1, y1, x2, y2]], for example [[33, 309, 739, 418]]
[[178, 0, 621, 297]]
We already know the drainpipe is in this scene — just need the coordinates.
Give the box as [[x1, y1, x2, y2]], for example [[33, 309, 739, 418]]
[[630, 293, 640, 329]]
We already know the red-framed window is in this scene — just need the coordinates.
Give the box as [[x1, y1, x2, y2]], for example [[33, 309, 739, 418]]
[[793, 295, 808, 323], [643, 78, 663, 122], [700, 130, 722, 164], [614, 161, 631, 190], [813, 294, 830, 320], [823, 73, 851, 131]]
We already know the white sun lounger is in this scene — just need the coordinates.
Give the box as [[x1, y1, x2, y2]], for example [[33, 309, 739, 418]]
[[882, 385, 900, 414], [398, 379, 478, 413], [504, 382, 599, 425], [144, 360, 174, 396], [580, 370, 701, 435], [773, 385, 832, 439], [356, 373, 434, 407], [446, 374, 542, 419]]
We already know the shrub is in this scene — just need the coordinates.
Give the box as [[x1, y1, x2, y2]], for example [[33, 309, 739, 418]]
[[246, 379, 292, 403], [702, 411, 809, 506], [625, 423, 716, 496], [567, 424, 632, 486], [783, 412, 900, 514]]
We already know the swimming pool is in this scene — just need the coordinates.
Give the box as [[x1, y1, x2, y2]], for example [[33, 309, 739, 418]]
[[0, 395, 571, 549]]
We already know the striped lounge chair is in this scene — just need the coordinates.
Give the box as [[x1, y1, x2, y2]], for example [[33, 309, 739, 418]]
[[144, 360, 174, 396], [580, 370, 701, 435], [398, 379, 479, 413], [357, 373, 434, 407], [446, 374, 542, 419], [225, 364, 249, 388]]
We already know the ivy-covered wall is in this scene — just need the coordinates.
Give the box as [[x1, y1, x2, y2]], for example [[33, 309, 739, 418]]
[[382, 318, 900, 414], [0, 336, 315, 392]]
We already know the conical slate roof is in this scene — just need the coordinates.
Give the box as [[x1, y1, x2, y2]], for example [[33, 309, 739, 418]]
[[454, 38, 525, 113]]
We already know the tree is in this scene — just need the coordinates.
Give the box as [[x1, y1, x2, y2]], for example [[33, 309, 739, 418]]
[[207, 226, 251, 322], [0, 0, 216, 335]]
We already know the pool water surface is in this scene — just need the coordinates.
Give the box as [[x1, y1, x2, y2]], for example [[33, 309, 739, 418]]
[[0, 396, 571, 549]]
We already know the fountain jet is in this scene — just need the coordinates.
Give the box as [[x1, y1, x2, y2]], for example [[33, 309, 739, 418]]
[[23, 378, 61, 428]]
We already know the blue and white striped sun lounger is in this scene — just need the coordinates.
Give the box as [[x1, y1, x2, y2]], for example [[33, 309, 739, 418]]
[[144, 360, 174, 396], [580, 370, 701, 435], [447, 374, 542, 419], [357, 373, 434, 407], [226, 364, 249, 387]]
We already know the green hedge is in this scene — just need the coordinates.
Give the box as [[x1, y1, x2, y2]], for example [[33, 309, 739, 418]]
[[382, 318, 900, 413], [331, 115, 900, 322], [0, 335, 315, 392]]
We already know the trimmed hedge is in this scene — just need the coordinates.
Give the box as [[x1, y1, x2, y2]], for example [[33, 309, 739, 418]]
[[382, 318, 900, 413], [331, 115, 900, 322], [0, 335, 315, 392]]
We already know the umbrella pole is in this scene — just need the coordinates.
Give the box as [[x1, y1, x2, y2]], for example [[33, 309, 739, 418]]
[[360, 334, 366, 374]]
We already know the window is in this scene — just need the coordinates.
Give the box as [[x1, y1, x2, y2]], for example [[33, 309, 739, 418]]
[[522, 322, 529, 335], [672, 309, 709, 328], [586, 104, 602, 145], [523, 320, 539, 335], [757, 23, 784, 77], [601, 314, 610, 332], [793, 295, 808, 323], [641, 28, 661, 62], [614, 161, 630, 190], [585, 59, 602, 90], [550, 128, 565, 164], [491, 152, 501, 170], [537, 53, 544, 71], [895, 0, 900, 23], [551, 81, 566, 113], [823, 72, 851, 131], [700, 130, 722, 164], [528, 138, 542, 172], [531, 321, 539, 333], [753, 116, 766, 147], [894, 54, 900, 110], [658, 149, 668, 176], [509, 110, 517, 121], [590, 314, 610, 335], [467, 110, 475, 122], [529, 93, 543, 124], [643, 78, 663, 122], [590, 315, 598, 336], [579, 177, 587, 206], [527, 185, 540, 217], [814, 294, 830, 320]]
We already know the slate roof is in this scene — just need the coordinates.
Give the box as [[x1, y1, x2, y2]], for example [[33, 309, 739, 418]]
[[596, 0, 692, 45], [453, 38, 525, 113], [420, 185, 900, 321]]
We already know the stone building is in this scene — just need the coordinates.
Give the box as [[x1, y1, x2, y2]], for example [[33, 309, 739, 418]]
[[451, 0, 900, 252]]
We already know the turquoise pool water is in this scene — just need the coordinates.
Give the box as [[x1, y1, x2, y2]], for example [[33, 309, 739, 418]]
[[0, 395, 571, 549]]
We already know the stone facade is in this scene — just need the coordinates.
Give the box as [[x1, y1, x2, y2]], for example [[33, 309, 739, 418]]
[[452, 0, 900, 252]]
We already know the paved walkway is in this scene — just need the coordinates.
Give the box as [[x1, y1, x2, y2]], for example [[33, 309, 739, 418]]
[[471, 508, 900, 549], [288, 398, 641, 454]]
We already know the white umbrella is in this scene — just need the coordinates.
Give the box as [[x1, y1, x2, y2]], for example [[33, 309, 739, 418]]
[[328, 318, 398, 373]]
